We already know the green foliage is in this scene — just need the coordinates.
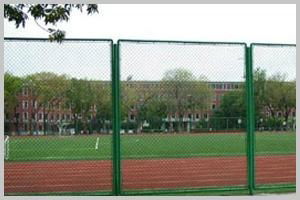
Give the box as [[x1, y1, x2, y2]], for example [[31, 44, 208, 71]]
[[214, 68, 295, 129], [5, 71, 112, 135], [161, 68, 213, 132], [25, 72, 70, 106], [95, 83, 112, 121], [213, 90, 246, 118], [4, 4, 99, 42], [4, 72, 23, 117], [253, 68, 296, 122]]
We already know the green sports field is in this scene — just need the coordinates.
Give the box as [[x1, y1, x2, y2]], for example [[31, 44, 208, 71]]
[[4, 131, 296, 162]]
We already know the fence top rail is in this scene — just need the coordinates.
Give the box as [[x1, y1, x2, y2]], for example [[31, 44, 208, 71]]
[[4, 37, 113, 42], [118, 39, 247, 46], [250, 43, 296, 47]]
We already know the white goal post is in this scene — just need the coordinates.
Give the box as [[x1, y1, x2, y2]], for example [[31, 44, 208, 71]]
[[4, 135, 10, 160]]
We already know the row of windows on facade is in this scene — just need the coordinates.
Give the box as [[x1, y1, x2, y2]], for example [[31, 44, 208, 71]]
[[129, 113, 207, 121], [22, 124, 45, 132], [18, 112, 207, 122], [17, 82, 240, 95], [21, 97, 220, 111], [124, 82, 241, 90], [265, 111, 296, 118], [16, 113, 96, 121], [20, 100, 97, 111], [20, 112, 72, 121]]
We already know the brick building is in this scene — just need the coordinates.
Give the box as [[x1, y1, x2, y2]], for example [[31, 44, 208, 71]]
[[7, 81, 244, 135]]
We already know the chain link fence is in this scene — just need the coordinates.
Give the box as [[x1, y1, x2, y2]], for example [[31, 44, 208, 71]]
[[3, 38, 296, 195], [4, 39, 113, 194], [251, 44, 296, 187], [118, 40, 248, 192]]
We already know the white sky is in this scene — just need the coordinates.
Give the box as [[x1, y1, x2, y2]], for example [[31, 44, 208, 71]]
[[4, 4, 296, 81], [4, 4, 296, 43]]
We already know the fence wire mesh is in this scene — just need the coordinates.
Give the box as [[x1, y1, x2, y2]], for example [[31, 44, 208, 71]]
[[118, 40, 248, 192], [3, 38, 296, 195], [251, 44, 296, 187], [4, 39, 113, 195]]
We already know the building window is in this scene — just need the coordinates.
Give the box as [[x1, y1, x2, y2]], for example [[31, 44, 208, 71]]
[[204, 113, 208, 119], [24, 124, 28, 131], [130, 114, 135, 121], [32, 100, 38, 109], [23, 112, 28, 120], [23, 101, 28, 109], [196, 114, 200, 119], [213, 94, 217, 101], [56, 114, 60, 121], [39, 125, 43, 131], [278, 112, 282, 117], [212, 104, 216, 109], [39, 113, 43, 120], [188, 114, 192, 119], [22, 88, 28, 96]]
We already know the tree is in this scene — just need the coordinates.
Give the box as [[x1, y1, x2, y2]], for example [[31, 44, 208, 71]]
[[253, 68, 267, 119], [213, 89, 246, 119], [94, 82, 112, 134], [264, 73, 295, 122], [161, 68, 213, 132], [139, 96, 168, 132], [25, 72, 70, 135], [214, 68, 296, 131], [65, 78, 97, 134], [4, 72, 23, 135], [121, 81, 157, 133], [4, 4, 98, 42]]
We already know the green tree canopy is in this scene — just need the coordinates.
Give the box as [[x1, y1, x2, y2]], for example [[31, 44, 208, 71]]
[[4, 72, 23, 119], [213, 68, 296, 125], [161, 68, 213, 132]]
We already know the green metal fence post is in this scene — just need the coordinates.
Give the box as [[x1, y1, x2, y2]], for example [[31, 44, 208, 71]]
[[112, 43, 121, 195], [246, 46, 255, 195]]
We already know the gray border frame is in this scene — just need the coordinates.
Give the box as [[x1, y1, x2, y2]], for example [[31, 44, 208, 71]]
[[1, 1, 298, 200]]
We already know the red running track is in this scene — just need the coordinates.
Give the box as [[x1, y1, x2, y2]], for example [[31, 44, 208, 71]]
[[4, 155, 295, 194]]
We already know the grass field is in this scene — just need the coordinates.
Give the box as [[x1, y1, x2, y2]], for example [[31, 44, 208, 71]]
[[5, 131, 296, 161]]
